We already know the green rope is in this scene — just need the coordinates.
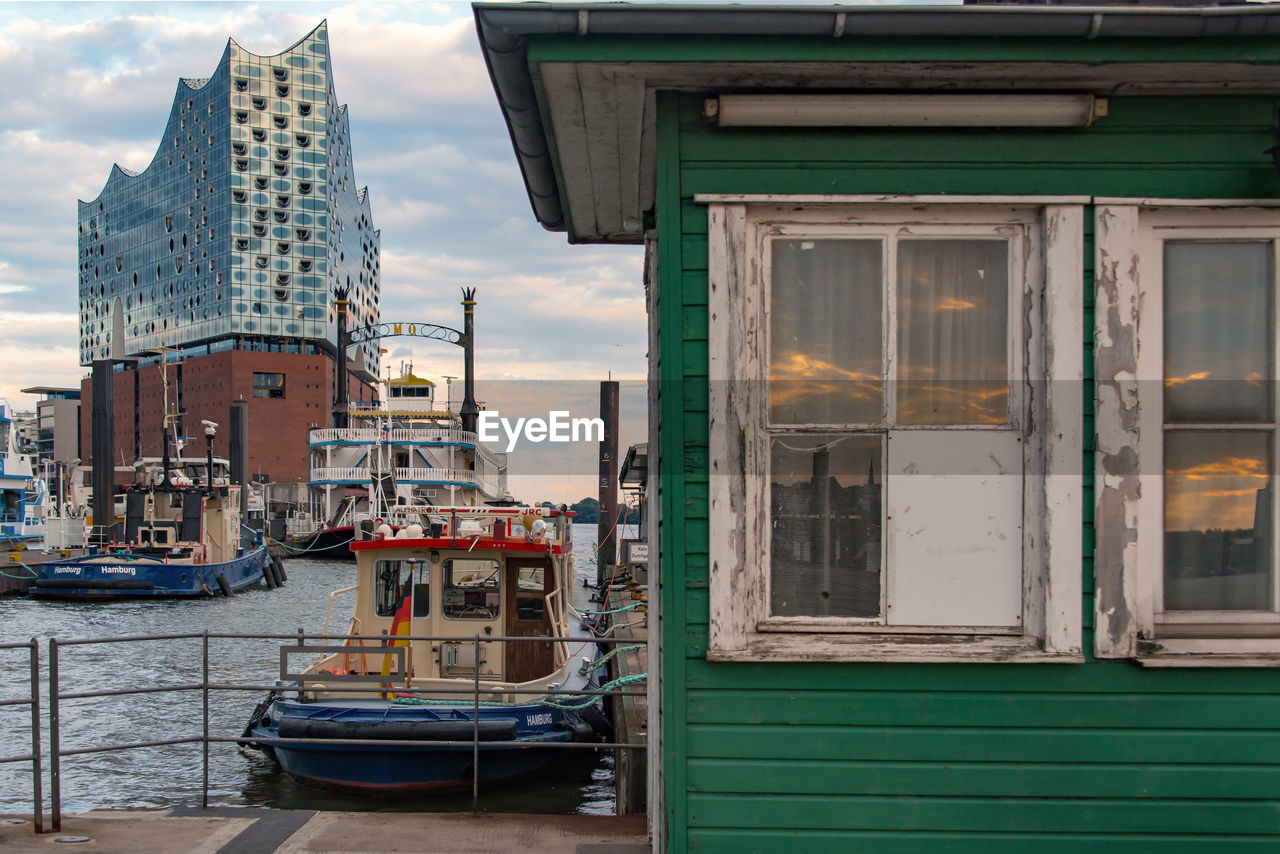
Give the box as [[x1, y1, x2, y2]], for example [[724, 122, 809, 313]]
[[580, 644, 644, 675], [576, 602, 645, 617], [544, 673, 648, 711], [1, 560, 38, 580], [269, 533, 356, 555]]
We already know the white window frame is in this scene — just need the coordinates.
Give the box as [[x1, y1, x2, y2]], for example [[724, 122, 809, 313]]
[[704, 195, 1083, 663], [1095, 200, 1280, 667]]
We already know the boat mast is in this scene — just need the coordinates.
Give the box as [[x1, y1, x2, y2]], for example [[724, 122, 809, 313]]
[[156, 346, 181, 486]]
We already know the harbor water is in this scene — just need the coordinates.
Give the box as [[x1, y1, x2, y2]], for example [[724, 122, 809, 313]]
[[0, 524, 620, 815]]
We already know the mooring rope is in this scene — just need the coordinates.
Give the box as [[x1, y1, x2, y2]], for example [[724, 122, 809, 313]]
[[0, 560, 38, 579], [544, 672, 648, 711], [580, 644, 644, 675], [268, 533, 356, 555]]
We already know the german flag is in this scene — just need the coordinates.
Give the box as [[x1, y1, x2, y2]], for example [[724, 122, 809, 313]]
[[380, 582, 413, 695]]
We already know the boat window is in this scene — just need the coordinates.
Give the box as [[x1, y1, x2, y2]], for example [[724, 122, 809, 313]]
[[412, 562, 430, 618], [516, 566, 546, 621], [375, 559, 420, 617], [443, 558, 500, 620]]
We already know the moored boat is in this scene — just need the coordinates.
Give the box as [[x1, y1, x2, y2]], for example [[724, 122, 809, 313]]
[[245, 504, 605, 793], [286, 368, 508, 559], [28, 416, 281, 600], [0, 403, 45, 545]]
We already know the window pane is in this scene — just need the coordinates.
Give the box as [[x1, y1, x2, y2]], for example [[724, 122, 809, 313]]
[[770, 434, 881, 618], [1165, 431, 1273, 611], [897, 239, 1009, 425], [374, 559, 414, 617], [516, 566, 546, 621], [770, 239, 882, 425], [1164, 242, 1272, 423], [443, 558, 500, 619], [412, 561, 430, 618]]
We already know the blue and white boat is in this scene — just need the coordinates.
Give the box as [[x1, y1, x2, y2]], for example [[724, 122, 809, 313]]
[[28, 440, 281, 600], [245, 505, 605, 793], [0, 403, 46, 545]]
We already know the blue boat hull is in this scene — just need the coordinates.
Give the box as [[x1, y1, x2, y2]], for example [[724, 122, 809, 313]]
[[250, 698, 597, 794], [27, 546, 270, 600]]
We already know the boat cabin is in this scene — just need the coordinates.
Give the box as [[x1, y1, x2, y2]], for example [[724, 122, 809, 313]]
[[123, 482, 245, 562], [325, 507, 577, 691]]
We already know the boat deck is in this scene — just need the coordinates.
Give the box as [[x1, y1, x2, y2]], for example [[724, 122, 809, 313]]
[[0, 545, 87, 595], [0, 808, 648, 854]]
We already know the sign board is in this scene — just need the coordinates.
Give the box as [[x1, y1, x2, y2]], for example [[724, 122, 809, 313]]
[[625, 540, 649, 565]]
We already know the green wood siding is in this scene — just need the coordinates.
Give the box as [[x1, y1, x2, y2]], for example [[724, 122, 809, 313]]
[[650, 88, 1280, 852]]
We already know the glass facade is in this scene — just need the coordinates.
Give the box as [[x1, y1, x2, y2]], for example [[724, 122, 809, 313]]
[[76, 22, 380, 375]]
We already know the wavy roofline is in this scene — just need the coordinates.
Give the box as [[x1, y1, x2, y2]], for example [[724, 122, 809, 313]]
[[79, 20, 328, 207], [226, 18, 327, 61]]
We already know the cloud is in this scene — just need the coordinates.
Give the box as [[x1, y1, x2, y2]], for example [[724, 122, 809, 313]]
[[0, 2, 648, 429]]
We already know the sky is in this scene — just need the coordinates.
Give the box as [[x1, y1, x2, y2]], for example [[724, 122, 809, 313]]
[[0, 1, 649, 503]]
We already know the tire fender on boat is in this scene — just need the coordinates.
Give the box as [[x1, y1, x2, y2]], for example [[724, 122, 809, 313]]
[[215, 574, 232, 597], [263, 560, 278, 589], [271, 555, 287, 584], [581, 704, 614, 741]]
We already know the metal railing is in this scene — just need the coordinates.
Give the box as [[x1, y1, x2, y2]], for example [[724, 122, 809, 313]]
[[309, 427, 481, 447], [0, 639, 42, 832], [21, 629, 645, 832], [308, 466, 483, 487]]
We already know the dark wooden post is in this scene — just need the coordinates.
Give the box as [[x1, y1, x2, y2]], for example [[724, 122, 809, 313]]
[[90, 360, 114, 540], [597, 380, 619, 585]]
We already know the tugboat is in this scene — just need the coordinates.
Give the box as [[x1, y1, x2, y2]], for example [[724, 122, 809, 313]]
[[28, 378, 281, 600], [244, 505, 605, 793]]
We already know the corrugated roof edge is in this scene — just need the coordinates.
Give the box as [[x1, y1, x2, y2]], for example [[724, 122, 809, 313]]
[[473, 1, 1280, 233]]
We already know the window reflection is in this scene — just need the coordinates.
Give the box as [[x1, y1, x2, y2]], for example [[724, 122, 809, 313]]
[[1163, 240, 1275, 612], [1164, 242, 1272, 422], [770, 434, 881, 618], [770, 240, 882, 425], [1165, 432, 1273, 611], [898, 239, 1009, 425]]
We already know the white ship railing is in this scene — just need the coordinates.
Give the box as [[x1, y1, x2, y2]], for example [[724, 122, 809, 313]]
[[310, 467, 482, 487], [309, 466, 368, 483], [309, 427, 480, 446], [396, 467, 482, 486]]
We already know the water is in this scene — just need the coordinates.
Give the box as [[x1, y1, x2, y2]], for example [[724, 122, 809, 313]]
[[0, 524, 620, 815]]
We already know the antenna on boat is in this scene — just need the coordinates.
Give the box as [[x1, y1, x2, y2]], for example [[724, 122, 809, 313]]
[[154, 345, 181, 487]]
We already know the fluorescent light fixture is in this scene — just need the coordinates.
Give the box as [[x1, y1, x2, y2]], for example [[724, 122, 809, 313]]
[[711, 94, 1105, 128]]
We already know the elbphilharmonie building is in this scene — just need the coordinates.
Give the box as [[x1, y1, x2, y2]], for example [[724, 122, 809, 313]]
[[75, 22, 380, 481]]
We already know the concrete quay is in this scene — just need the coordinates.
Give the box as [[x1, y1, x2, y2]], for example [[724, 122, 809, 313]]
[[0, 809, 648, 854], [606, 607, 648, 817]]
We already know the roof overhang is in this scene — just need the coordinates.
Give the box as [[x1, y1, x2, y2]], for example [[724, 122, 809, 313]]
[[474, 2, 1280, 244]]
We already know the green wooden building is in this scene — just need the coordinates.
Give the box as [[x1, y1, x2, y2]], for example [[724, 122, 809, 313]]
[[474, 3, 1280, 851]]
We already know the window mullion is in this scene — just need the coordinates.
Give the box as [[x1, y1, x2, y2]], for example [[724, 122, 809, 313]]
[[884, 235, 898, 428], [1273, 240, 1280, 615], [881, 235, 896, 625]]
